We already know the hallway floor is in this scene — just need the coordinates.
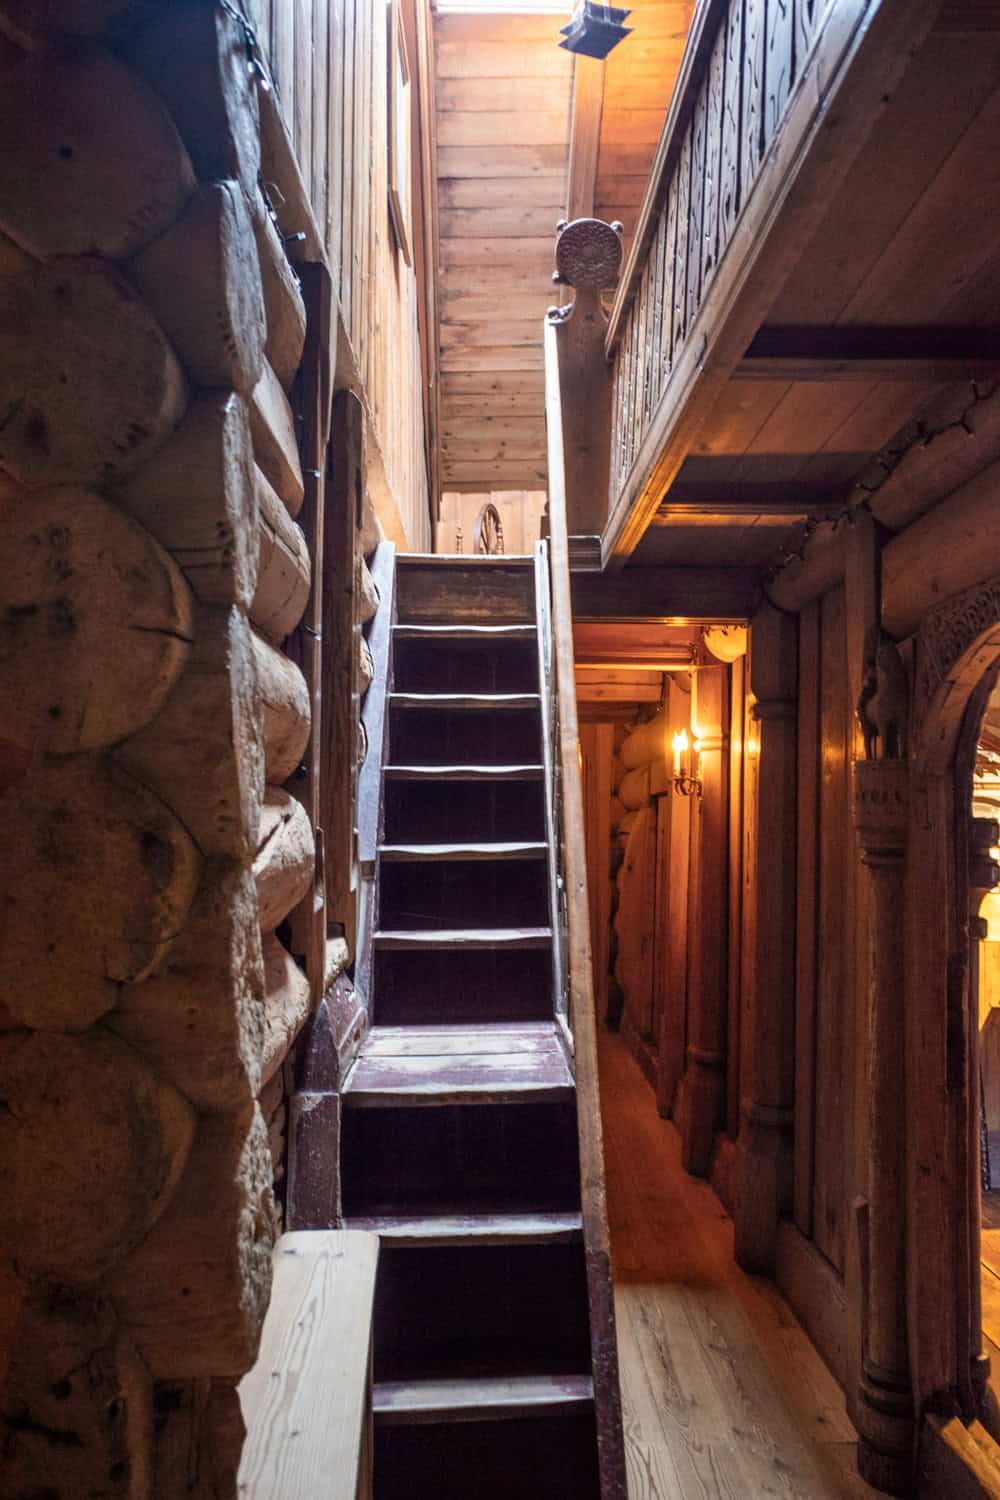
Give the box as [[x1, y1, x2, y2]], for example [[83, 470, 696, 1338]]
[[598, 1032, 882, 1499]]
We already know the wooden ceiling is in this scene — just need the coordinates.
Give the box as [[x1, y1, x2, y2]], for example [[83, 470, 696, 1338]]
[[429, 2, 693, 502], [433, 10, 572, 495]]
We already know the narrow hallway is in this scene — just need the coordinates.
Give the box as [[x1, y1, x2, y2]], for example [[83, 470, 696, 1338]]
[[598, 1033, 881, 1500]]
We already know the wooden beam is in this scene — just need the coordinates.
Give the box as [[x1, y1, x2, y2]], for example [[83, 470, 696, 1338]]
[[735, 325, 1000, 382], [571, 566, 760, 622], [601, 0, 944, 566], [658, 482, 845, 518], [565, 55, 605, 222]]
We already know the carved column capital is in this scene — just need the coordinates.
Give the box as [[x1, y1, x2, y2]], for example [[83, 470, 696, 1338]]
[[853, 758, 909, 860]]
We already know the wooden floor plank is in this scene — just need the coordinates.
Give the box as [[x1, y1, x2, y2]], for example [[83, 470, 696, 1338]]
[[238, 1232, 379, 1500], [344, 1210, 583, 1246], [374, 927, 552, 951], [384, 763, 545, 781], [598, 1034, 880, 1500], [379, 841, 547, 862]]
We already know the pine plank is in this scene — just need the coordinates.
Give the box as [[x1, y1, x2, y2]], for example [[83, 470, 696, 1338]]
[[361, 1022, 562, 1057], [389, 691, 540, 709], [345, 1211, 584, 1247], [238, 1231, 379, 1499], [599, 1032, 876, 1500], [384, 763, 545, 780], [373, 927, 552, 950], [393, 623, 537, 639], [379, 841, 547, 861], [373, 1373, 594, 1424]]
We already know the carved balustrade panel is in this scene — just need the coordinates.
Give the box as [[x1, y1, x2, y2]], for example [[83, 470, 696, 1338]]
[[605, 0, 839, 524]]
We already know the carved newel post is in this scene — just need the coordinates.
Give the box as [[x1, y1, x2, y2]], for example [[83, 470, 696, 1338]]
[[547, 217, 621, 537], [853, 756, 914, 1494]]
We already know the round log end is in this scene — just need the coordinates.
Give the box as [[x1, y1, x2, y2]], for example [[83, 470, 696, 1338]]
[[0, 756, 202, 1030], [0, 1028, 196, 1284], [0, 485, 194, 755], [0, 40, 196, 260], [0, 259, 189, 489]]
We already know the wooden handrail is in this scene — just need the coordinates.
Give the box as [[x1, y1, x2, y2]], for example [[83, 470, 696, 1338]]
[[543, 314, 627, 1500]]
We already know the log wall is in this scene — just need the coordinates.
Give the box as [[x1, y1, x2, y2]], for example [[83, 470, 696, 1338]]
[[0, 6, 366, 1492]]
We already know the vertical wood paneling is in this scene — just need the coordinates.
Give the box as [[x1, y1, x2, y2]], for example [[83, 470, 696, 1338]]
[[294, 0, 314, 188], [727, 654, 746, 1142], [794, 600, 820, 1235], [311, 0, 328, 245], [270, 1, 295, 111], [325, 0, 345, 286], [813, 585, 848, 1273]]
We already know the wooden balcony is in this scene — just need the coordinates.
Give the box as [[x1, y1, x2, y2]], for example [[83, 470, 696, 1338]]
[[600, 0, 1000, 569]]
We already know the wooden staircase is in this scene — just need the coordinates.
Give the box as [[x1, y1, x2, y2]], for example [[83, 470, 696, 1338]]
[[340, 552, 612, 1498]]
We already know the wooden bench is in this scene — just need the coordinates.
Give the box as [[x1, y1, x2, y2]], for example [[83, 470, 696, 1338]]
[[238, 1230, 380, 1500]]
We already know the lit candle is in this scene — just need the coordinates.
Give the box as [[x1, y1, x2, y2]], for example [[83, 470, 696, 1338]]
[[672, 728, 688, 779]]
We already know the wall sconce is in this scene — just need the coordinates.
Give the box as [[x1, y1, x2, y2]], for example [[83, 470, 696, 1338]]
[[671, 729, 702, 798]]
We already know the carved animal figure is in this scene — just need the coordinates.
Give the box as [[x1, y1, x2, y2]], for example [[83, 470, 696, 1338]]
[[857, 629, 909, 761]]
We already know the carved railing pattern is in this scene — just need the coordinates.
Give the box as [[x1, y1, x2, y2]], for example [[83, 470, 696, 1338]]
[[607, 0, 830, 507]]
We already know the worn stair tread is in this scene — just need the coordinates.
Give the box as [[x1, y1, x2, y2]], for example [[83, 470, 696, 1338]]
[[384, 763, 544, 781], [374, 927, 552, 951], [393, 624, 537, 640], [390, 691, 541, 710], [361, 1022, 563, 1057], [342, 1022, 573, 1105], [343, 1210, 584, 1246], [372, 1373, 594, 1425], [398, 553, 534, 566], [380, 841, 547, 863]]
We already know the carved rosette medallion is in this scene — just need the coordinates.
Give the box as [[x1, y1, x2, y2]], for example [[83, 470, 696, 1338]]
[[554, 218, 623, 290]]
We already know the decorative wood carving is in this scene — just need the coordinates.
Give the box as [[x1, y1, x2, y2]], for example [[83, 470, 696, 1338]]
[[686, 79, 708, 334], [741, 0, 766, 198], [701, 23, 727, 294], [764, 0, 794, 146], [719, 0, 743, 255], [917, 575, 1000, 717], [673, 123, 692, 355]]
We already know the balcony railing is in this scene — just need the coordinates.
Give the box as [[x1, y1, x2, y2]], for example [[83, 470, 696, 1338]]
[[602, 0, 910, 561]]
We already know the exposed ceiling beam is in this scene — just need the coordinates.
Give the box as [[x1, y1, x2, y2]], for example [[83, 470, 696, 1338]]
[[565, 55, 605, 222], [735, 325, 1000, 383], [657, 482, 845, 518], [571, 565, 760, 622]]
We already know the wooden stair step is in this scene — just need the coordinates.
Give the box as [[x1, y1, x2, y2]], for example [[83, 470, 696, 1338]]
[[379, 841, 547, 863], [373, 927, 551, 952], [343, 1210, 584, 1247], [384, 763, 544, 781], [390, 692, 540, 710], [372, 1373, 594, 1426], [393, 624, 536, 641], [342, 1022, 572, 1107]]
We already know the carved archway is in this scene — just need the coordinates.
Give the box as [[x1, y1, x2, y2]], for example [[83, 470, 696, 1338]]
[[906, 574, 1000, 1430], [912, 574, 1000, 775], [474, 502, 504, 555]]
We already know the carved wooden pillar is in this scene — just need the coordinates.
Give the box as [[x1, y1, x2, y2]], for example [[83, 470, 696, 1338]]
[[853, 759, 913, 1496], [677, 665, 729, 1177], [734, 605, 797, 1272], [968, 816, 999, 1407]]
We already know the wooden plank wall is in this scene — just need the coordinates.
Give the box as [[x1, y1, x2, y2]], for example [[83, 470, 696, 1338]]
[[245, 0, 431, 549], [435, 489, 547, 555], [793, 585, 854, 1279]]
